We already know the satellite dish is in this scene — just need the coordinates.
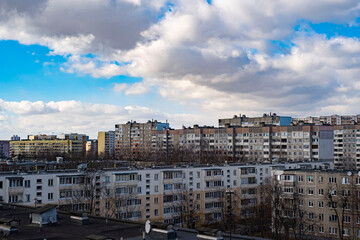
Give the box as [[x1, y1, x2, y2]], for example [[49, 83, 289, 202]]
[[347, 171, 352, 176], [145, 220, 151, 234]]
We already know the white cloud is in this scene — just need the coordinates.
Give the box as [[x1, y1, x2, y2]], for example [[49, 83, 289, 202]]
[[0, 99, 203, 139], [1, 0, 360, 130]]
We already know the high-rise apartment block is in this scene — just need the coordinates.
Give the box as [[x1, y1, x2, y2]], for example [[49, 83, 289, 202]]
[[98, 131, 115, 158], [0, 141, 10, 158], [275, 168, 360, 239], [115, 120, 170, 159], [86, 139, 98, 157], [219, 113, 292, 128], [151, 125, 334, 163]]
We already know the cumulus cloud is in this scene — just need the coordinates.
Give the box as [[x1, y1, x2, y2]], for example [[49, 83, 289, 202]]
[[0, 99, 203, 139], [1, 0, 360, 132]]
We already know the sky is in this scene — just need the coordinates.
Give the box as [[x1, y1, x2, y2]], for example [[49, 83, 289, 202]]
[[1, 0, 360, 139]]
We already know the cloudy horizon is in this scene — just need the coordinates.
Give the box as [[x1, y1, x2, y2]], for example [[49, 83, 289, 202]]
[[1, 0, 360, 139]]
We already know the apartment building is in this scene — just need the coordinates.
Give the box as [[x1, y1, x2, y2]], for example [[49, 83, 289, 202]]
[[0, 141, 9, 158], [9, 139, 84, 158], [151, 125, 334, 163], [333, 125, 360, 170], [86, 139, 98, 158], [115, 120, 169, 159], [293, 115, 360, 126], [98, 131, 115, 159], [0, 161, 332, 227], [275, 169, 360, 239], [218, 113, 292, 128]]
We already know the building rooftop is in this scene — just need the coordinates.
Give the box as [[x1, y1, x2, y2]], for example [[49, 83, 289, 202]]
[[0, 204, 144, 239]]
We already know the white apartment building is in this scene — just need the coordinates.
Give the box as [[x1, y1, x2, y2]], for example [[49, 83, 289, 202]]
[[0, 161, 333, 226]]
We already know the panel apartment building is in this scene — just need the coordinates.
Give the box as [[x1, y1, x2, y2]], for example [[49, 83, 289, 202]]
[[0, 161, 332, 226], [275, 168, 360, 239], [98, 131, 115, 159], [152, 125, 334, 163], [10, 134, 88, 159], [218, 113, 292, 128], [115, 120, 169, 159]]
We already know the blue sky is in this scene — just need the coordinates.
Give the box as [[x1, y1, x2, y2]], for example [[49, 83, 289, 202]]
[[1, 0, 360, 139]]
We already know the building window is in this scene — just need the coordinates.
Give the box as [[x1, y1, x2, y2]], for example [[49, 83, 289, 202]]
[[48, 193, 53, 200], [298, 176, 303, 182], [154, 198, 158, 204], [308, 188, 314, 195], [319, 226, 324, 233], [154, 174, 159, 181], [308, 200, 314, 207], [25, 180, 31, 188], [155, 186, 159, 193], [37, 192, 42, 197], [329, 227, 337, 235], [105, 176, 110, 183], [0, 181, 2, 189], [308, 176, 314, 183], [319, 201, 324, 208], [37, 179, 42, 184], [329, 177, 337, 183], [319, 214, 324, 221], [48, 179, 53, 186], [318, 189, 324, 195], [154, 209, 159, 216]]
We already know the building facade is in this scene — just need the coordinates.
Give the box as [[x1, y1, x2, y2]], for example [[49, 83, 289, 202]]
[[0, 161, 332, 226], [115, 120, 170, 159], [151, 125, 334, 163], [0, 141, 10, 158], [10, 139, 84, 159], [219, 113, 292, 128], [98, 131, 115, 159], [275, 169, 360, 239]]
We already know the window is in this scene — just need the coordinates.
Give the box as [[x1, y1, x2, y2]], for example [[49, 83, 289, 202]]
[[48, 193, 53, 200], [319, 201, 324, 208], [343, 228, 350, 236], [154, 209, 159, 216], [25, 180, 31, 188], [319, 214, 324, 221], [344, 216, 351, 223], [308, 176, 313, 183], [329, 227, 337, 235], [308, 212, 314, 219], [0, 181, 3, 188], [36, 192, 42, 197], [105, 176, 110, 183], [308, 188, 314, 195], [36, 179, 42, 184], [154, 174, 159, 181], [308, 200, 314, 207], [329, 177, 337, 183], [298, 176, 303, 182], [342, 177, 350, 184], [154, 198, 158, 204], [298, 188, 304, 194], [318, 189, 324, 195], [48, 179, 53, 186], [137, 187, 142, 193], [197, 183, 200, 189], [146, 174, 150, 178], [154, 186, 159, 193], [37, 186, 42, 190], [318, 176, 324, 182], [329, 215, 338, 222], [319, 226, 324, 233]]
